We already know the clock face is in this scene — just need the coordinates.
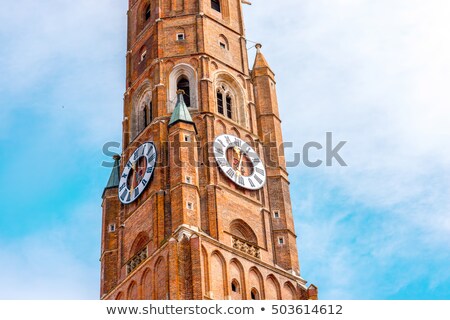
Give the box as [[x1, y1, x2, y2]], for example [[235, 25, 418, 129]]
[[118, 142, 157, 204], [213, 134, 266, 190]]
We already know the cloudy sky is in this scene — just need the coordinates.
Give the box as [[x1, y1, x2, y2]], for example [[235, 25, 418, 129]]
[[0, 0, 449, 299]]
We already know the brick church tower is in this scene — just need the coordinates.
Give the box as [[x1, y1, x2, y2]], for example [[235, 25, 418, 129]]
[[100, 0, 317, 300]]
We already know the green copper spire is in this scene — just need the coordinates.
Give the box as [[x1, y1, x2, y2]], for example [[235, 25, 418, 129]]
[[103, 155, 121, 197], [169, 90, 193, 127]]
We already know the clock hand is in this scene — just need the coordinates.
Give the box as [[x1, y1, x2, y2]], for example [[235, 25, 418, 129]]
[[130, 161, 137, 194], [237, 151, 244, 175], [232, 147, 243, 176]]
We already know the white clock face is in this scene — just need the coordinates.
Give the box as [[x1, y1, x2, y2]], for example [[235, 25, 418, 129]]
[[213, 134, 266, 190], [118, 142, 157, 204]]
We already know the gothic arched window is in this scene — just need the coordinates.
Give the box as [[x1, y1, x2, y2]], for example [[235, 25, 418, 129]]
[[177, 77, 191, 107], [211, 0, 221, 12], [132, 88, 152, 140], [216, 84, 233, 120], [137, 2, 151, 33]]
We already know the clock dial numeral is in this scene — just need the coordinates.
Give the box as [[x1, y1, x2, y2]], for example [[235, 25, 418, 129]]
[[126, 161, 132, 169], [234, 138, 241, 147], [148, 152, 156, 163], [252, 157, 261, 165], [238, 176, 245, 187], [215, 147, 224, 156], [120, 190, 128, 202], [142, 179, 148, 187], [146, 145, 154, 156], [248, 178, 255, 188], [225, 136, 232, 145], [226, 168, 235, 178], [218, 139, 226, 148], [216, 157, 227, 166], [254, 175, 263, 185], [119, 183, 126, 192], [255, 167, 265, 176]]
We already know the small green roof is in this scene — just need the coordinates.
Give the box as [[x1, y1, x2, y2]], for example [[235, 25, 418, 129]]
[[103, 155, 121, 196], [169, 90, 193, 126]]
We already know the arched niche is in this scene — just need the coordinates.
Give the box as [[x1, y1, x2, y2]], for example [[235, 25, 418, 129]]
[[265, 275, 281, 300], [130, 231, 150, 259], [127, 281, 138, 300], [282, 281, 297, 300], [215, 119, 227, 136], [230, 258, 246, 300], [115, 292, 124, 300], [141, 268, 152, 300], [248, 267, 264, 300], [202, 245, 210, 297], [154, 256, 169, 300], [210, 251, 228, 300], [230, 219, 258, 245]]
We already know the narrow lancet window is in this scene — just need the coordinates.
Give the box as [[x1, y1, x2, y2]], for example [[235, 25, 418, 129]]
[[177, 77, 191, 107], [217, 91, 224, 115]]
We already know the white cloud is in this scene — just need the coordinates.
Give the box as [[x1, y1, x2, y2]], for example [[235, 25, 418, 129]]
[[0, 201, 101, 299], [0, 0, 126, 144], [244, 0, 450, 298], [1, 0, 448, 299], [244, 0, 450, 232]]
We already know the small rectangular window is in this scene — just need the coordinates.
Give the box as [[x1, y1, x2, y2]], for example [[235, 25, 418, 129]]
[[278, 237, 285, 245], [108, 224, 116, 233], [211, 0, 221, 12], [220, 42, 226, 49], [145, 4, 151, 21], [140, 50, 147, 62], [187, 202, 194, 210], [184, 134, 191, 142], [273, 211, 280, 219], [186, 176, 192, 184], [177, 33, 185, 41]]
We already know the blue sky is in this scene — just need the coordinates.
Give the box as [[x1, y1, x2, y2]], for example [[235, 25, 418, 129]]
[[0, 0, 449, 299]]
